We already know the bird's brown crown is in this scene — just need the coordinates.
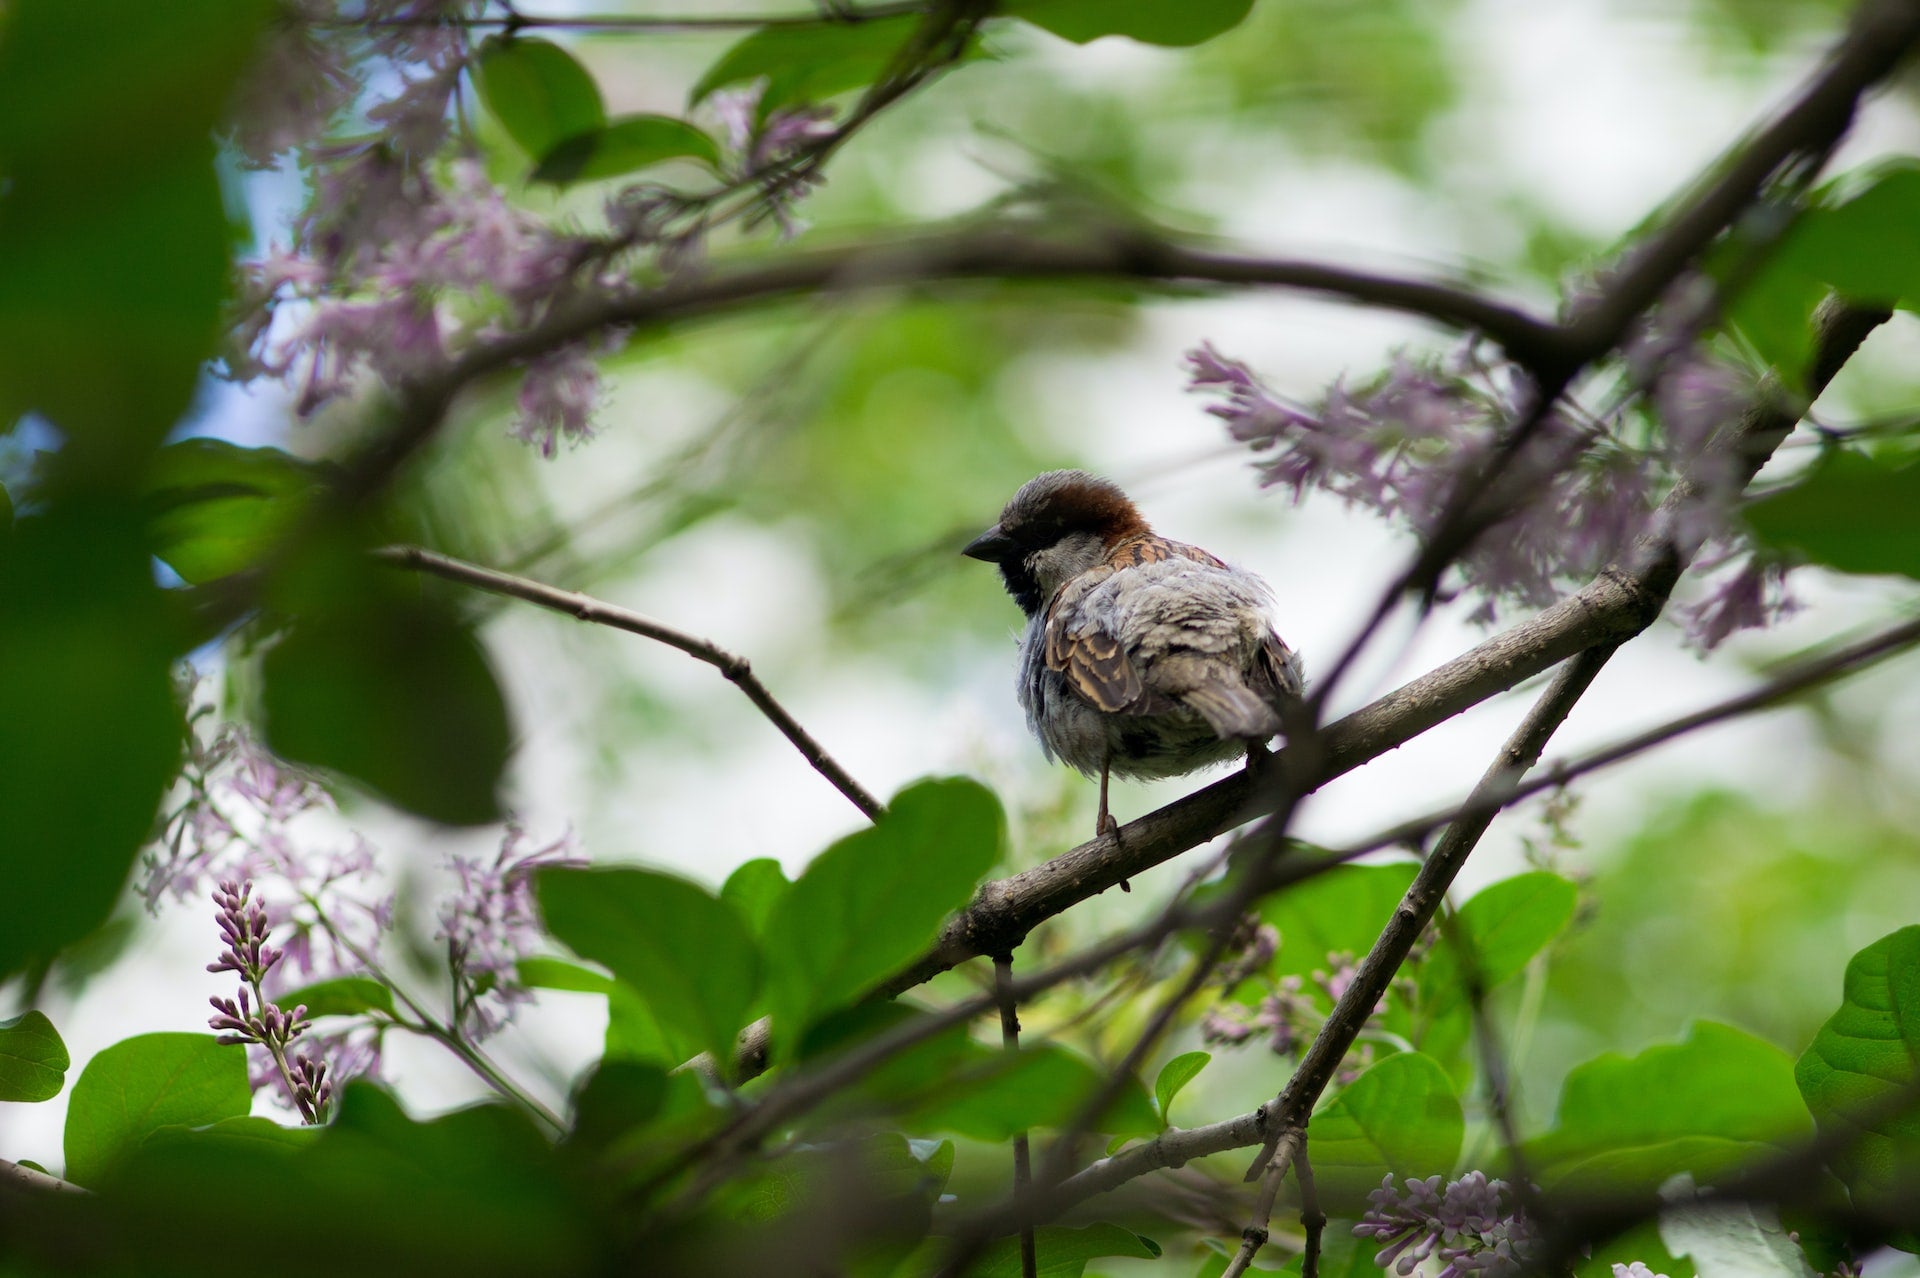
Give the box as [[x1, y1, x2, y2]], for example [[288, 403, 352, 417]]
[[995, 470, 1150, 547]]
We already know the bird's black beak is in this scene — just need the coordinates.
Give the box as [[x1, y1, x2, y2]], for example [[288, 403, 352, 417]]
[[962, 523, 1018, 562]]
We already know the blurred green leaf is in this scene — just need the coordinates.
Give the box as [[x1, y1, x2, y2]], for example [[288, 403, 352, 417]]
[[1572, 1224, 1698, 1278], [146, 439, 324, 584], [1424, 872, 1579, 1009], [0, 503, 180, 978], [1309, 1051, 1464, 1209], [533, 113, 721, 184], [476, 35, 607, 160], [566, 1058, 669, 1156], [0, 1010, 69, 1102], [1772, 165, 1920, 309], [0, 0, 269, 460], [1531, 1022, 1813, 1194], [1795, 926, 1920, 1205], [537, 866, 760, 1067], [690, 15, 929, 110], [971, 1224, 1160, 1277], [1153, 1050, 1210, 1124], [721, 857, 792, 937], [1256, 862, 1418, 984], [63, 1032, 251, 1186], [1660, 1199, 1818, 1278], [1005, 0, 1254, 46], [262, 585, 511, 826], [762, 777, 1004, 1052], [1745, 449, 1920, 579], [278, 976, 395, 1020], [145, 1114, 319, 1155], [1275, 1227, 1394, 1277], [517, 956, 618, 994], [909, 1041, 1158, 1141]]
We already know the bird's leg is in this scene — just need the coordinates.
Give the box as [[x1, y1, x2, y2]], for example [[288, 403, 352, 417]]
[[1099, 756, 1129, 891]]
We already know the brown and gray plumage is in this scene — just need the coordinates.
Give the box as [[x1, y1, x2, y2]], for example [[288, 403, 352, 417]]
[[964, 470, 1303, 837]]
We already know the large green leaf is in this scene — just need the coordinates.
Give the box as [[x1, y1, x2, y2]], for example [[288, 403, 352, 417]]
[[0, 504, 180, 978], [1795, 926, 1920, 1205], [475, 35, 606, 160], [761, 777, 1004, 1052], [532, 113, 721, 185], [1424, 872, 1579, 1009], [721, 857, 792, 937], [537, 867, 760, 1068], [1530, 1021, 1813, 1193], [63, 1033, 251, 1186], [0, 0, 269, 460], [689, 15, 929, 110], [1004, 0, 1254, 46], [0, 1010, 70, 1102], [146, 439, 324, 584], [1309, 1051, 1464, 1209], [262, 586, 511, 826], [908, 1041, 1158, 1141], [971, 1224, 1160, 1277], [1744, 449, 1920, 580], [1257, 862, 1419, 983]]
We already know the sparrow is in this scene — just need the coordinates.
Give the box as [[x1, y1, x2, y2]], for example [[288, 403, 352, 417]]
[[964, 470, 1303, 840]]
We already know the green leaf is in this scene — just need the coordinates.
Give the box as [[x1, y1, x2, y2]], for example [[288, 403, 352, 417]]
[[277, 976, 396, 1020], [910, 1041, 1159, 1141], [1661, 1199, 1817, 1278], [1309, 1051, 1464, 1209], [0, 503, 180, 979], [566, 1058, 670, 1154], [0, 1010, 70, 1102], [1004, 0, 1254, 46], [63, 1032, 251, 1186], [517, 956, 618, 995], [537, 866, 761, 1067], [262, 586, 512, 826], [0, 0, 271, 458], [1153, 1051, 1210, 1124], [1744, 449, 1920, 580], [1258, 862, 1419, 983], [145, 439, 324, 584], [762, 778, 1003, 1050], [532, 113, 721, 185], [1425, 872, 1579, 1009], [1795, 926, 1920, 1205], [1532, 1021, 1814, 1194], [721, 857, 792, 937], [971, 1224, 1160, 1278], [690, 15, 929, 110], [1771, 165, 1920, 310], [145, 1113, 319, 1155], [475, 34, 606, 160]]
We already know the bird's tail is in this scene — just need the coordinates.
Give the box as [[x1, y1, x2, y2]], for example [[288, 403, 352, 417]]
[[1181, 678, 1282, 740]]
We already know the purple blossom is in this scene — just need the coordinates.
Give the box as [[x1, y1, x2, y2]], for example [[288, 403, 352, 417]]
[[227, 11, 361, 167], [512, 347, 602, 458], [1613, 1265, 1670, 1278], [252, 1026, 382, 1115], [1355, 1172, 1538, 1278], [1191, 342, 1657, 624], [437, 825, 586, 1039], [1675, 547, 1800, 651], [709, 80, 839, 237], [206, 881, 329, 1123]]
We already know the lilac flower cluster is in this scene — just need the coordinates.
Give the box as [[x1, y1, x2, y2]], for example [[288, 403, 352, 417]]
[[437, 824, 585, 1040], [1613, 1264, 1670, 1278], [1188, 342, 1787, 648], [205, 880, 330, 1123], [712, 82, 840, 238], [1354, 1172, 1538, 1278], [1199, 946, 1395, 1084]]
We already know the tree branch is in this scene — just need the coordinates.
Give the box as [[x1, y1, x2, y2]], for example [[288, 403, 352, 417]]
[[374, 544, 885, 822], [0, 1158, 85, 1196]]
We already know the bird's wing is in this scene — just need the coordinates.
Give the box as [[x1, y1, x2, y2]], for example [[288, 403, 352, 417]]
[[1043, 554, 1191, 716], [1104, 534, 1226, 572], [1254, 627, 1305, 703]]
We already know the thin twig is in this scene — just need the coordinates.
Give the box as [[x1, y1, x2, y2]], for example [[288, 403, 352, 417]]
[[1297, 1143, 1325, 1278], [347, 1, 931, 31], [1221, 1128, 1304, 1278], [992, 953, 1037, 1278], [375, 544, 885, 822]]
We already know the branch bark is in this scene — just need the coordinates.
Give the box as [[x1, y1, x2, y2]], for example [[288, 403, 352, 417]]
[[374, 544, 884, 822]]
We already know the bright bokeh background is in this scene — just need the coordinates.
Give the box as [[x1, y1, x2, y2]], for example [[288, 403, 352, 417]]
[[7, 5, 1920, 1241]]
